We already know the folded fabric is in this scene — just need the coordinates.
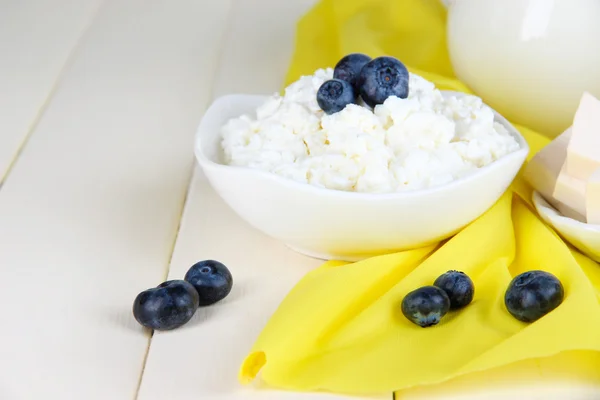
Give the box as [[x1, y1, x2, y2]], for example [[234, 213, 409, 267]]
[[239, 0, 600, 395]]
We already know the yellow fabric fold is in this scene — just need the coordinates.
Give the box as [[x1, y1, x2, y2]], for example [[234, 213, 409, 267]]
[[241, 193, 600, 394], [240, 0, 600, 395]]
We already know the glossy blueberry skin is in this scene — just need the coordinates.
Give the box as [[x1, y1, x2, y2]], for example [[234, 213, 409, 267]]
[[359, 56, 409, 108], [185, 260, 233, 306], [434, 270, 474, 310], [333, 53, 372, 91], [505, 270, 564, 323], [316, 79, 356, 114], [133, 280, 200, 331], [401, 286, 451, 328]]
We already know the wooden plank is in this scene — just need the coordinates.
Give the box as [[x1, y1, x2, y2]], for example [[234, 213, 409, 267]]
[[137, 0, 390, 399], [0, 0, 231, 398], [397, 353, 600, 399], [211, 0, 318, 97], [0, 0, 102, 183]]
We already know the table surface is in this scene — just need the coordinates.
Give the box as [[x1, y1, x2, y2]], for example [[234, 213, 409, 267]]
[[1, 1, 599, 399]]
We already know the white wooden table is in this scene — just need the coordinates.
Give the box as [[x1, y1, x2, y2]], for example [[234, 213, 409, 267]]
[[1, 1, 598, 399]]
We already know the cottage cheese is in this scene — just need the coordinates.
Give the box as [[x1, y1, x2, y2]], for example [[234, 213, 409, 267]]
[[221, 68, 520, 193]]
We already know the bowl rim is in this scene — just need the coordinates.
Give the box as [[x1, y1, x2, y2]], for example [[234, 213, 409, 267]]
[[532, 191, 600, 233], [195, 91, 530, 200]]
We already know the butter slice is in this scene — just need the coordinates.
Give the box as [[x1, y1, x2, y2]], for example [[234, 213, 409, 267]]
[[586, 168, 600, 225], [523, 127, 572, 201], [556, 202, 586, 223], [565, 92, 600, 181], [553, 163, 587, 217]]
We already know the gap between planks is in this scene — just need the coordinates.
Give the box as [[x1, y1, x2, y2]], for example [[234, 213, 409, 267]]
[[131, 0, 238, 398], [0, 0, 106, 187]]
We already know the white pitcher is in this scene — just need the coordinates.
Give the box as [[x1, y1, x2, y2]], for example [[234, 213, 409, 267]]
[[446, 0, 600, 138]]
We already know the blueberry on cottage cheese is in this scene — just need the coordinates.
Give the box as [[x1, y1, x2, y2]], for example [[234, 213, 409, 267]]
[[316, 78, 357, 114], [401, 286, 450, 328], [333, 53, 372, 91], [221, 68, 521, 193], [505, 270, 564, 323], [185, 260, 233, 306], [133, 280, 200, 330], [359, 56, 409, 107], [434, 270, 474, 310]]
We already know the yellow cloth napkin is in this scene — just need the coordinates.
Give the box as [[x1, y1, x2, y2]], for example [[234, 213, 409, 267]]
[[239, 0, 600, 395]]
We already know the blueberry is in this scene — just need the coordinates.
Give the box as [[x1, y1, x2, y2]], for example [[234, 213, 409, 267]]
[[359, 56, 409, 107], [433, 270, 474, 310], [505, 270, 564, 323], [184, 260, 233, 306], [316, 79, 356, 115], [333, 53, 372, 91], [132, 280, 200, 330], [401, 286, 451, 328]]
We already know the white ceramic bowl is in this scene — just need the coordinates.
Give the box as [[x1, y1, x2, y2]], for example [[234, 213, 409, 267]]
[[195, 93, 529, 261], [532, 191, 600, 262]]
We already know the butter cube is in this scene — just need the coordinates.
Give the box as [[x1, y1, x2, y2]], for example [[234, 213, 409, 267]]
[[587, 168, 600, 225], [565, 92, 600, 181], [523, 127, 572, 201], [553, 163, 587, 217], [556, 202, 586, 223]]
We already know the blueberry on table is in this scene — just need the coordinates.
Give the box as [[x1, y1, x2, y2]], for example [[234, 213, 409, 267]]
[[505, 270, 564, 323], [133, 280, 200, 331], [316, 79, 356, 114], [333, 53, 372, 91], [359, 56, 409, 108], [401, 286, 451, 328], [185, 260, 233, 306], [434, 270, 474, 310]]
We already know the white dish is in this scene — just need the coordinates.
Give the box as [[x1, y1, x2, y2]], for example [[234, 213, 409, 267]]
[[532, 191, 600, 262], [195, 92, 529, 261]]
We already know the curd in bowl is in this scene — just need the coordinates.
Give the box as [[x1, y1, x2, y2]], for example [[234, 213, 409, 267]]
[[195, 91, 528, 261]]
